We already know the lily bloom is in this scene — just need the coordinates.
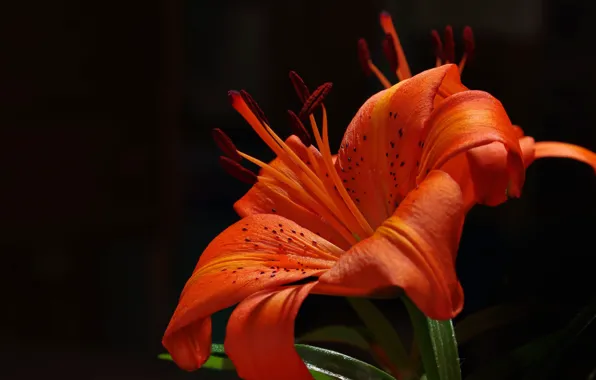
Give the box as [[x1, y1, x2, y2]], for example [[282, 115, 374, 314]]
[[359, 11, 596, 208], [163, 63, 526, 378]]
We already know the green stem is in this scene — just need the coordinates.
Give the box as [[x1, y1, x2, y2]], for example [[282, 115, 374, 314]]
[[402, 297, 461, 380]]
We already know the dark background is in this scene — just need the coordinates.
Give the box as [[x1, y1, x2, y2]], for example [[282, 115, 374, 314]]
[[1, 0, 596, 379]]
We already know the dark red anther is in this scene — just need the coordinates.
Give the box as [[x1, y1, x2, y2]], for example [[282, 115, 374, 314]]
[[298, 82, 333, 120], [357, 38, 372, 77], [219, 156, 257, 185], [463, 26, 475, 59], [212, 128, 242, 162], [382, 33, 398, 73], [287, 110, 312, 146], [227, 90, 239, 106], [239, 90, 270, 126], [443, 25, 455, 63], [289, 71, 310, 103], [430, 29, 444, 61]]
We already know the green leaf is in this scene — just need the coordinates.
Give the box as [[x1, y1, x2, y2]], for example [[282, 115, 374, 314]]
[[347, 298, 413, 375], [403, 297, 461, 380], [464, 332, 561, 380], [296, 344, 397, 380], [522, 296, 596, 380], [465, 296, 596, 380], [158, 348, 235, 371], [160, 343, 396, 379], [455, 301, 537, 345], [298, 325, 371, 351]]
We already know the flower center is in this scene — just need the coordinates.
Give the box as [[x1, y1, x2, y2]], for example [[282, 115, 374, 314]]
[[221, 86, 375, 246]]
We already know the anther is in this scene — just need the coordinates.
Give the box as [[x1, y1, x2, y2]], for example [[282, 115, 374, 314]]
[[382, 33, 398, 73], [357, 38, 372, 77], [219, 156, 258, 185], [443, 25, 455, 63], [287, 110, 312, 146], [212, 128, 242, 162], [289, 71, 310, 103], [298, 82, 333, 119], [239, 90, 270, 126]]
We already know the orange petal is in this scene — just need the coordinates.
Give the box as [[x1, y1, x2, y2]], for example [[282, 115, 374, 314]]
[[225, 283, 318, 380], [234, 135, 351, 249], [442, 136, 535, 211], [334, 65, 462, 230], [318, 170, 465, 320], [418, 90, 526, 203], [533, 141, 596, 172], [162, 214, 338, 371]]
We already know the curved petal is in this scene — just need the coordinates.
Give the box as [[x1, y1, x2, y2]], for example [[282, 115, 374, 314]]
[[532, 141, 596, 172], [162, 214, 339, 371], [334, 64, 462, 230], [234, 135, 352, 249], [225, 282, 318, 380], [318, 170, 465, 320], [418, 90, 526, 203]]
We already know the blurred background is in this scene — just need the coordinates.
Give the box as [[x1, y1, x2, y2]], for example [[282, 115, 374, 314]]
[[1, 0, 596, 378]]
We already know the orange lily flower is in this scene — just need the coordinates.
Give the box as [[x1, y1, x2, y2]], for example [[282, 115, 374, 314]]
[[359, 12, 596, 209], [163, 61, 526, 378]]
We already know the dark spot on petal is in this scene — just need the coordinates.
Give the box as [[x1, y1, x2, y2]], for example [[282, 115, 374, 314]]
[[400, 161, 405, 167], [242, 228, 248, 231]]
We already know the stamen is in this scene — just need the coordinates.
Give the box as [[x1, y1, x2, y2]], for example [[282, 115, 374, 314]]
[[430, 29, 443, 67], [289, 71, 311, 103], [459, 26, 475, 73], [308, 105, 374, 237], [239, 152, 358, 245], [212, 128, 242, 162], [299, 82, 333, 120], [357, 39, 373, 76], [229, 86, 372, 242], [443, 25, 455, 64], [379, 11, 412, 80], [219, 156, 257, 184], [357, 38, 392, 89], [288, 110, 312, 146], [231, 90, 330, 195], [239, 90, 270, 126], [382, 33, 398, 74]]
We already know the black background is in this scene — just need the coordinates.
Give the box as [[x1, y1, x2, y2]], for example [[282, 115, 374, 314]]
[[1, 0, 596, 378]]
